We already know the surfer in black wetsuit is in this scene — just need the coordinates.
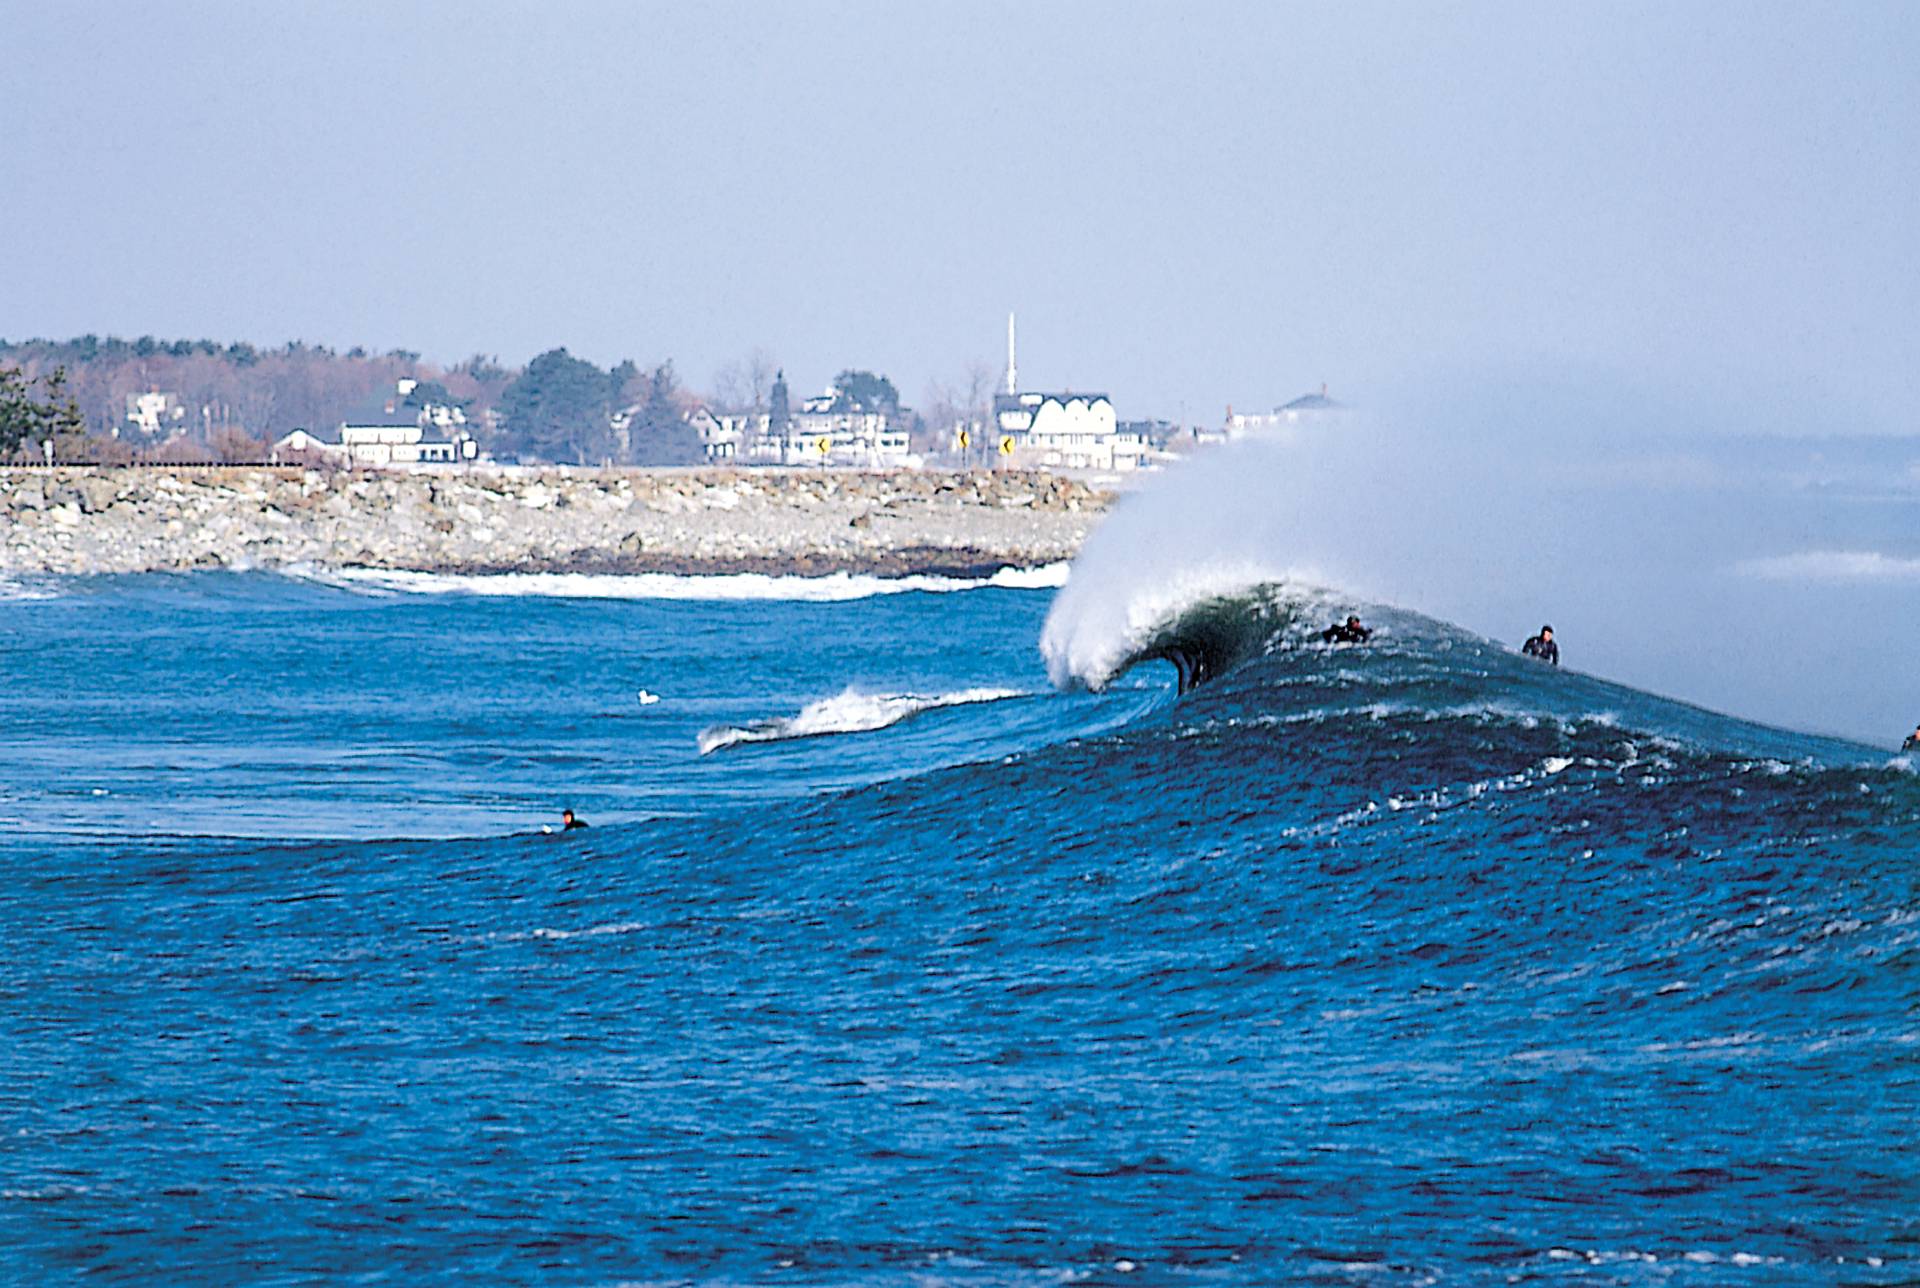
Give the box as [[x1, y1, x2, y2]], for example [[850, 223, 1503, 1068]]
[[1321, 614, 1372, 645], [561, 809, 588, 830], [1903, 726, 1920, 753], [1522, 625, 1559, 666]]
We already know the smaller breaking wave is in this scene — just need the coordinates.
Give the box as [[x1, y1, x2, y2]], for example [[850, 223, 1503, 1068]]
[[698, 687, 1026, 755], [310, 564, 1068, 602], [0, 575, 61, 602]]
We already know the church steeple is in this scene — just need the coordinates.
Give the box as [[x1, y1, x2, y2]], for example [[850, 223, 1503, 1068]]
[[1006, 312, 1017, 395]]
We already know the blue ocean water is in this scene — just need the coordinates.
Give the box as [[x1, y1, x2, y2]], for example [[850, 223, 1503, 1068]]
[[1, 569, 1914, 1284]]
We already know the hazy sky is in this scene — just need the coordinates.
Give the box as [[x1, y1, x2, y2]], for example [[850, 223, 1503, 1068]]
[[4, 1, 1916, 426]]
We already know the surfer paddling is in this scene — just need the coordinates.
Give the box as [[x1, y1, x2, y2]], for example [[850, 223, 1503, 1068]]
[[1521, 625, 1560, 666], [561, 809, 588, 830], [1903, 725, 1919, 753], [1320, 614, 1372, 645]]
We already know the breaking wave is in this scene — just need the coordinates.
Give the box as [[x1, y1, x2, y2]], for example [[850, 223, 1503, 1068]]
[[1043, 576, 1328, 693], [1040, 560, 1313, 690], [698, 687, 1028, 755]]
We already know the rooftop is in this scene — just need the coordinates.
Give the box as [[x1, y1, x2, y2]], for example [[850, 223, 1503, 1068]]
[[1277, 385, 1342, 413]]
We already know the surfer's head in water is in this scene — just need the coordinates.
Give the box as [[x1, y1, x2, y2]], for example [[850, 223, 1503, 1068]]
[[1905, 726, 1920, 752], [561, 809, 588, 830]]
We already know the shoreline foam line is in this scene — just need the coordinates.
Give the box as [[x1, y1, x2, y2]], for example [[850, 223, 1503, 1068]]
[[316, 565, 1070, 601]]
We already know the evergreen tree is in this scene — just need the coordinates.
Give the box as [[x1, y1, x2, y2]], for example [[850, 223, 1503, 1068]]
[[0, 364, 84, 458], [609, 359, 645, 407], [400, 379, 461, 410], [831, 369, 900, 413], [496, 348, 616, 463], [629, 361, 704, 466], [768, 369, 791, 440]]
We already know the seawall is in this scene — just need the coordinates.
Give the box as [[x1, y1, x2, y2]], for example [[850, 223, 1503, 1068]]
[[0, 467, 1111, 577]]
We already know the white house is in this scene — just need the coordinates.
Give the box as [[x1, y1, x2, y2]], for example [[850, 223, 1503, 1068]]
[[124, 390, 186, 438], [794, 391, 916, 468], [272, 379, 473, 469], [743, 389, 917, 469], [686, 406, 742, 462], [992, 390, 1144, 472], [272, 427, 345, 460]]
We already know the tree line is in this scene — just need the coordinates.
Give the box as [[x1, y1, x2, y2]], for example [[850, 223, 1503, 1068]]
[[0, 335, 985, 465]]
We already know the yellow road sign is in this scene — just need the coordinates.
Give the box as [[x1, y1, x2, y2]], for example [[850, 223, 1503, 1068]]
[[999, 435, 1015, 456], [815, 436, 831, 455], [957, 429, 971, 449]]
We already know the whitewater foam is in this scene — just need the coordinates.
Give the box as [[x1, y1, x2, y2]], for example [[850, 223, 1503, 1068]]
[[698, 687, 1026, 755], [315, 564, 1068, 602]]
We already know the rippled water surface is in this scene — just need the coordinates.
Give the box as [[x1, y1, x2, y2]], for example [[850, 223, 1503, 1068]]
[[1, 572, 1914, 1284]]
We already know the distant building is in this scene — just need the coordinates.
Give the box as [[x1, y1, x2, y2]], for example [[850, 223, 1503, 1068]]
[[993, 390, 1143, 471], [1118, 418, 1182, 452], [740, 378, 918, 468], [791, 389, 915, 468], [686, 406, 742, 462], [272, 426, 345, 460], [124, 390, 185, 438], [271, 379, 474, 468], [1225, 384, 1346, 436]]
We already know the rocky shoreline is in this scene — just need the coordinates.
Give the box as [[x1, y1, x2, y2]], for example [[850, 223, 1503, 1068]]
[[0, 467, 1111, 578]]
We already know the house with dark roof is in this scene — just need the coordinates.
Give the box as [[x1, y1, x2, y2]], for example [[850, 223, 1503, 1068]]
[[1225, 384, 1348, 436], [272, 379, 474, 468]]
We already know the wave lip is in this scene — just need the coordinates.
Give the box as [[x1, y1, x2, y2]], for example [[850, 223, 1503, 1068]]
[[309, 564, 1068, 602], [698, 687, 1025, 755]]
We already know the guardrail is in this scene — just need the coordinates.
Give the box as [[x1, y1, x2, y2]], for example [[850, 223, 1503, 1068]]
[[3, 460, 281, 470]]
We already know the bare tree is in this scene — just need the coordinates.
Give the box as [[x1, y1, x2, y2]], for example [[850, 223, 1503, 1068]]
[[709, 359, 747, 413], [917, 378, 958, 458], [707, 347, 778, 415], [962, 359, 996, 470], [744, 347, 776, 411]]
